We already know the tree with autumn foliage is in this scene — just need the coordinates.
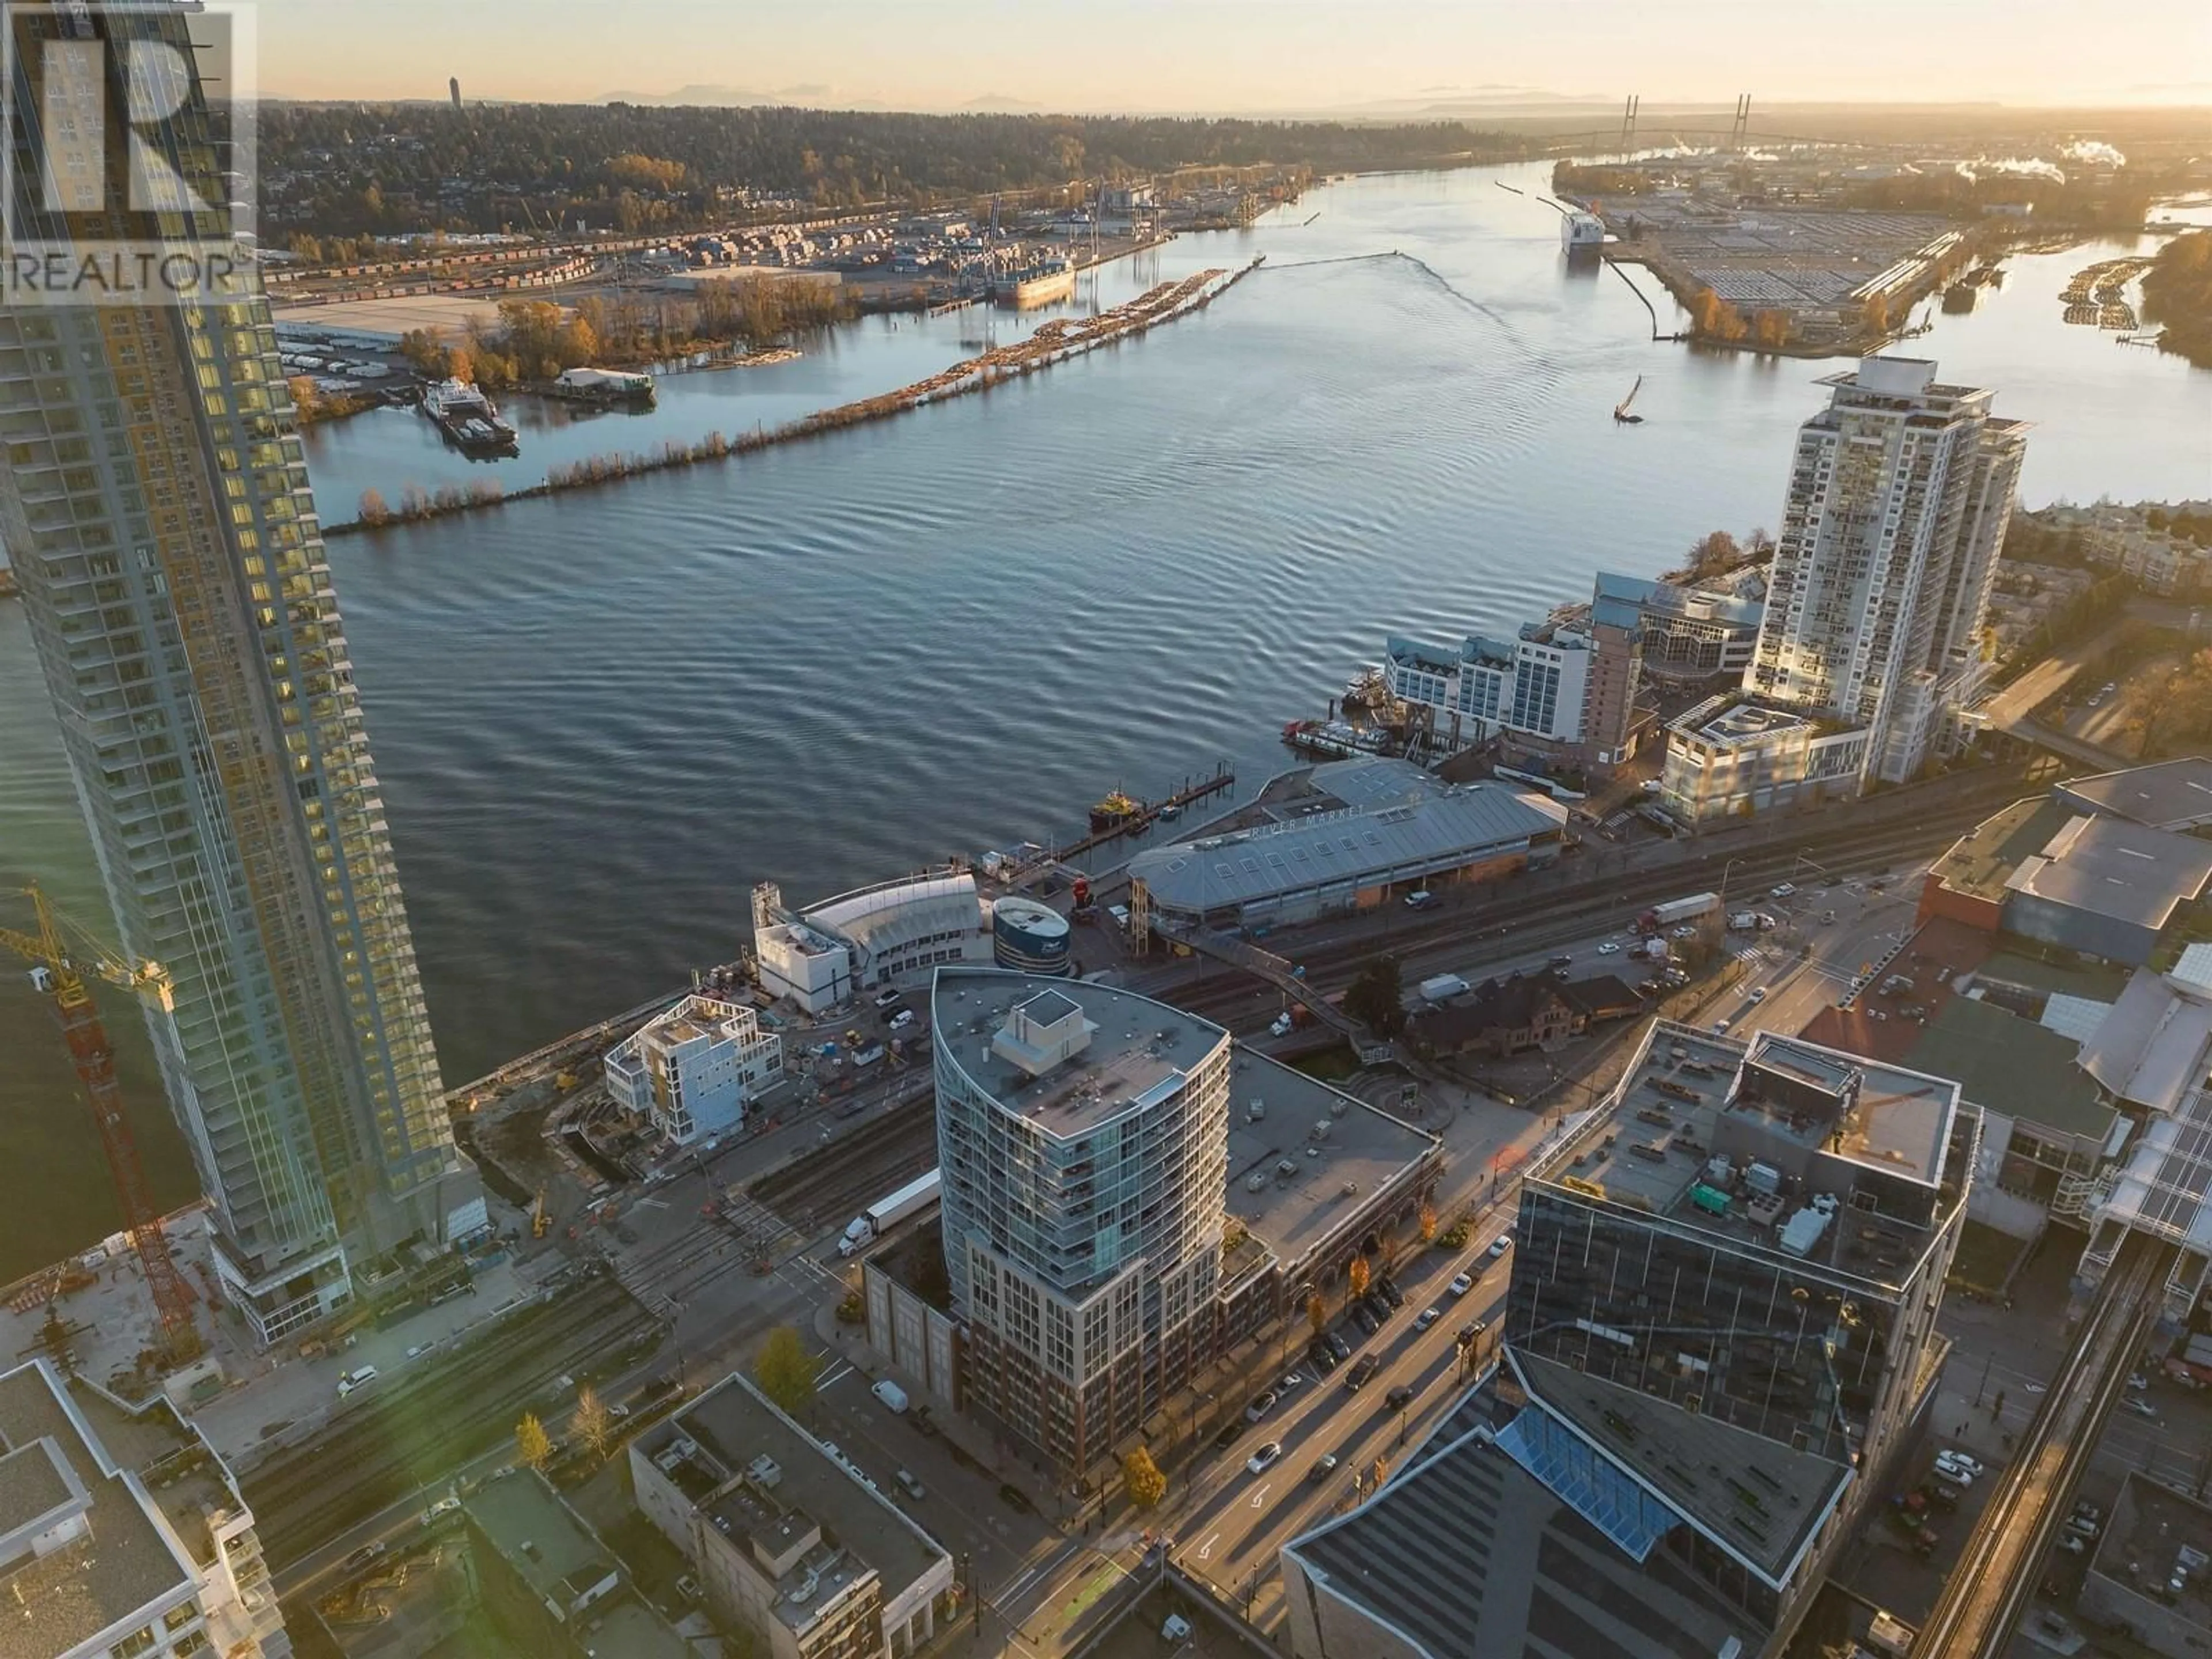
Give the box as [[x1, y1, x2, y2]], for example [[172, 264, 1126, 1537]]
[[1123, 1446, 1167, 1509], [515, 1412, 552, 1471]]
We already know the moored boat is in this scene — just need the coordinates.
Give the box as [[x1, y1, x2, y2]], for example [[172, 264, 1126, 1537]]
[[1089, 790, 1144, 832]]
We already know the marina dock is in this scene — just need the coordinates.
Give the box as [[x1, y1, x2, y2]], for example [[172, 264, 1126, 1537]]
[[1023, 763, 1238, 873]]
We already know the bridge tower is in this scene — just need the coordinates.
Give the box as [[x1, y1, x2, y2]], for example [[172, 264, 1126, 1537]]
[[1730, 93, 1752, 149], [1617, 94, 1639, 157]]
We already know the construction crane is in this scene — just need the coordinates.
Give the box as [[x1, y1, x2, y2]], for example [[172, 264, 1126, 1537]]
[[1, 886, 202, 1367]]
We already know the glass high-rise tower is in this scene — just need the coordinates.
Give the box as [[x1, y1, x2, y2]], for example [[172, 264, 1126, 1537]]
[[0, 4, 478, 1343]]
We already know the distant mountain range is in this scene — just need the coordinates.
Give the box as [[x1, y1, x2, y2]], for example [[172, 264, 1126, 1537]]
[[598, 82, 882, 109]]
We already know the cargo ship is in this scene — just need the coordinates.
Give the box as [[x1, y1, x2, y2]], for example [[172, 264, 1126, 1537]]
[[421, 378, 518, 455], [991, 259, 1078, 309]]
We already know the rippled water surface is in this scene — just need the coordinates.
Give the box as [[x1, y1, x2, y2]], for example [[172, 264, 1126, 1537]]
[[2, 162, 2205, 1274]]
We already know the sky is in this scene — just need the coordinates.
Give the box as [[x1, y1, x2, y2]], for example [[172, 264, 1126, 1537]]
[[256, 0, 2210, 111]]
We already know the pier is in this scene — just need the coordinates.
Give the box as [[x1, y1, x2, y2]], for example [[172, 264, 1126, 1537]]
[[1027, 763, 1238, 872]]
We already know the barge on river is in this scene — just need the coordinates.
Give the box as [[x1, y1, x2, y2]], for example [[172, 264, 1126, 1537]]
[[421, 378, 518, 455]]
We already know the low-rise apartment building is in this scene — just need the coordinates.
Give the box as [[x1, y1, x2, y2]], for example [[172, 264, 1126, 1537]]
[[0, 1358, 289, 1659], [631, 1373, 955, 1659], [604, 993, 783, 1144]]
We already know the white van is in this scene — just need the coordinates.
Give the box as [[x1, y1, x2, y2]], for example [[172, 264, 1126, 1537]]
[[1404, 890, 1437, 910], [1107, 904, 1131, 929], [337, 1365, 380, 1397], [871, 1378, 910, 1414]]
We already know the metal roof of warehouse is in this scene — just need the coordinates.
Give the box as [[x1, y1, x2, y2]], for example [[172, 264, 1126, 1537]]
[[2003, 813, 2212, 931], [1127, 764, 1565, 914], [2056, 757, 2212, 833], [2077, 969, 2212, 1116]]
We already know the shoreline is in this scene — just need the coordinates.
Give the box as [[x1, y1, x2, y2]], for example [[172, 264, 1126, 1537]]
[[331, 257, 1264, 536]]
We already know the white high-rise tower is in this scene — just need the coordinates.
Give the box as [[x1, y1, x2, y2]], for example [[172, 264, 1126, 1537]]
[[1748, 357, 2028, 785]]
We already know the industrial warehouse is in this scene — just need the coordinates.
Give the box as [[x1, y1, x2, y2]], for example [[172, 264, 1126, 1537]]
[[1124, 756, 1568, 930]]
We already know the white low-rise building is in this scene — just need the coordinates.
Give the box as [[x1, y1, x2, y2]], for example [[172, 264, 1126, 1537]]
[[1660, 696, 1870, 828], [605, 995, 782, 1145], [752, 874, 992, 1015], [1384, 620, 1601, 756]]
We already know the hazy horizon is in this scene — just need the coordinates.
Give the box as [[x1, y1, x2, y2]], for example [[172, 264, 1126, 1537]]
[[259, 0, 2211, 114]]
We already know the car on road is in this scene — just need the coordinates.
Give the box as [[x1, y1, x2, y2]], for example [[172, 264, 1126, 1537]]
[[1325, 1331, 1353, 1362], [1352, 1303, 1381, 1336], [1247, 1442, 1283, 1476], [1271, 1013, 1294, 1037], [421, 1495, 460, 1525], [1748, 987, 1768, 1003], [1384, 1384, 1416, 1411], [1448, 1272, 1474, 1297], [1213, 1422, 1244, 1452], [1363, 1293, 1392, 1324], [1308, 1453, 1339, 1483], [1712, 1018, 1731, 1033], [1345, 1354, 1381, 1391], [895, 1469, 926, 1501], [873, 988, 903, 1009], [1405, 890, 1437, 910], [1771, 882, 1797, 898], [1245, 1390, 1279, 1423], [1457, 1320, 1486, 1346], [1486, 1234, 1513, 1260], [997, 1482, 1037, 1514], [1278, 1370, 1304, 1392], [343, 1543, 385, 1572], [2128, 1372, 2150, 1392], [1670, 924, 1698, 940], [1597, 941, 1622, 955], [1307, 1336, 1339, 1373], [2123, 1397, 2159, 1420], [1376, 1277, 1404, 1309], [888, 1009, 916, 1032], [1414, 1307, 1442, 1331], [337, 1365, 379, 1398], [1548, 955, 1574, 970]]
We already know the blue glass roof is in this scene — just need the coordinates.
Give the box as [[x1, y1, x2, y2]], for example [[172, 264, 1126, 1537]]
[[1495, 1404, 1681, 1563]]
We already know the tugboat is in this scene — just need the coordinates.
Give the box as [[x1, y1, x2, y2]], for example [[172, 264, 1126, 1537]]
[[1089, 790, 1144, 833], [1342, 664, 1389, 710]]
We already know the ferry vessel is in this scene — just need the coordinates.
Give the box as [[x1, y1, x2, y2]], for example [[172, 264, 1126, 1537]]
[[421, 378, 518, 454]]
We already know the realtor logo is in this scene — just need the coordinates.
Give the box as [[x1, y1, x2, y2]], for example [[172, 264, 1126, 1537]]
[[2, 1, 256, 304]]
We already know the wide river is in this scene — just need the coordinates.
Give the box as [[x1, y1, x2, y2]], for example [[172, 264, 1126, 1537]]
[[2, 161, 2206, 1277]]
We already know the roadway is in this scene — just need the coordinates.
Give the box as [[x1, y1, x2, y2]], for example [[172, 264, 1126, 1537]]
[[1910, 1230, 2177, 1658]]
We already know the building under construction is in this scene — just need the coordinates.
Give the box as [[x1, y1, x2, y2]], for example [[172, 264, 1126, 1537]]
[[0, 6, 481, 1347]]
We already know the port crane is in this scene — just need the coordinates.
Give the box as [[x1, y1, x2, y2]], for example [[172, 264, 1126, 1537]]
[[1, 886, 201, 1366]]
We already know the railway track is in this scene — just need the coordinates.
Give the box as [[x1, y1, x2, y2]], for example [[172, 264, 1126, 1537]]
[[245, 1275, 657, 1565], [747, 1084, 940, 1231], [1912, 1230, 2176, 1657], [1138, 808, 1995, 1023]]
